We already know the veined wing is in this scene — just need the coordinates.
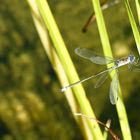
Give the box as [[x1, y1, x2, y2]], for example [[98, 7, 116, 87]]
[[128, 59, 140, 72], [75, 48, 115, 65], [94, 69, 112, 88], [109, 71, 119, 105]]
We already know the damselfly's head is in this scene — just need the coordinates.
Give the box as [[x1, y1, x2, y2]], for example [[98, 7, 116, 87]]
[[128, 54, 135, 63]]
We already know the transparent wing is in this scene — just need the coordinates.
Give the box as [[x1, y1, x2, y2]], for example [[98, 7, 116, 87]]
[[75, 48, 115, 65], [109, 71, 119, 105], [94, 69, 112, 88], [128, 63, 140, 72]]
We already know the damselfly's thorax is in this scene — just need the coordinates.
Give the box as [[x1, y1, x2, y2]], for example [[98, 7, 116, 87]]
[[115, 54, 135, 68]]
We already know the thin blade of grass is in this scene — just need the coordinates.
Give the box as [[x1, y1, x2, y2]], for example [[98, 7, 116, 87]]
[[34, 0, 104, 139], [90, 0, 132, 139], [123, 0, 140, 54], [135, 0, 140, 24]]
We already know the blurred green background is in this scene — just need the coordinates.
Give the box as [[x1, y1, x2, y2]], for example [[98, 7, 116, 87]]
[[0, 0, 140, 140]]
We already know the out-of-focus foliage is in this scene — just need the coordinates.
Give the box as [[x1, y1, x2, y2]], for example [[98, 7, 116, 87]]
[[0, 0, 83, 140], [0, 0, 140, 140]]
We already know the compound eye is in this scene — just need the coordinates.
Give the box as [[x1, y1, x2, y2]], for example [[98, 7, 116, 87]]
[[129, 55, 135, 62]]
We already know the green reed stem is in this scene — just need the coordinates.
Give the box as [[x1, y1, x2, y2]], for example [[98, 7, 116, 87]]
[[90, 0, 132, 140], [135, 0, 140, 24], [26, 0, 93, 139], [34, 0, 104, 139], [123, 0, 140, 54]]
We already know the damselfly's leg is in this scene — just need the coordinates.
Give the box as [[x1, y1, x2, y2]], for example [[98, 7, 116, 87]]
[[128, 63, 133, 71], [134, 57, 140, 66], [128, 61, 140, 72], [131, 67, 140, 72]]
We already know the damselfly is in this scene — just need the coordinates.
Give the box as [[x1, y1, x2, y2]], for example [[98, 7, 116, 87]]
[[61, 48, 140, 104]]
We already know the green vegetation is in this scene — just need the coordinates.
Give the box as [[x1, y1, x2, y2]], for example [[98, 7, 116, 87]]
[[0, 0, 140, 140]]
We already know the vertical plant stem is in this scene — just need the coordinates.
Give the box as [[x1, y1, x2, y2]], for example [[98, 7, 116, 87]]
[[90, 0, 132, 140], [26, 0, 93, 139], [123, 0, 140, 54], [135, 0, 140, 24], [34, 0, 104, 139]]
